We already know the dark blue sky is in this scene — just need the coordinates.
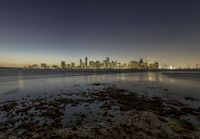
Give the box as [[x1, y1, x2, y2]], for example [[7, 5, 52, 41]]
[[0, 0, 200, 67]]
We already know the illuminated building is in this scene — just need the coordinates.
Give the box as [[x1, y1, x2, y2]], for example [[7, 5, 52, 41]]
[[25, 57, 161, 70], [52, 65, 58, 69], [66, 64, 70, 69], [61, 61, 65, 69], [117, 62, 121, 68], [105, 57, 110, 69], [139, 58, 144, 69], [28, 64, 39, 69], [96, 61, 101, 69], [159, 63, 169, 69], [128, 61, 139, 69], [32, 64, 38, 69], [196, 64, 200, 69], [71, 62, 75, 69], [85, 57, 88, 69], [41, 63, 48, 69], [89, 61, 95, 69], [122, 63, 127, 69], [186, 64, 191, 69], [79, 59, 83, 69], [110, 61, 115, 69], [148, 62, 159, 69]]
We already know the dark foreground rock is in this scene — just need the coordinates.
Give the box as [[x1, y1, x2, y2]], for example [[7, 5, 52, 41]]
[[0, 84, 200, 139]]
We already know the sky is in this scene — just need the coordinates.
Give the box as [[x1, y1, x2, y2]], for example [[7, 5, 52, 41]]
[[0, 0, 200, 67]]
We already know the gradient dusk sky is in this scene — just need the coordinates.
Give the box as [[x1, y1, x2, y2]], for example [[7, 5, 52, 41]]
[[0, 0, 200, 67]]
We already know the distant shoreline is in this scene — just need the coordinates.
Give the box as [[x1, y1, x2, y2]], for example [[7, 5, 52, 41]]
[[0, 67, 199, 77], [0, 67, 200, 71]]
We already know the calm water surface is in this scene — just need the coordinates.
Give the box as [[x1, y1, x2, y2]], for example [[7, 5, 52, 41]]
[[0, 70, 200, 107]]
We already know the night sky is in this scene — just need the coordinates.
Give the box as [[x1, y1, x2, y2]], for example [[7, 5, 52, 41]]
[[0, 0, 200, 67]]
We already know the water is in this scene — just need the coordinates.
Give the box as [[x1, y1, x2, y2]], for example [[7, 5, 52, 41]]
[[0, 69, 200, 107]]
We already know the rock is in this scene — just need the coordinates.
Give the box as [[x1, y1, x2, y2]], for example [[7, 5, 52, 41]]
[[102, 112, 108, 117], [163, 89, 168, 91], [184, 96, 197, 101], [80, 114, 86, 118], [1, 101, 17, 112], [16, 106, 32, 113], [168, 119, 195, 133]]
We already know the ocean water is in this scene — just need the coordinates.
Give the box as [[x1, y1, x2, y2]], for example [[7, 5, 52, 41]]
[[0, 69, 200, 108]]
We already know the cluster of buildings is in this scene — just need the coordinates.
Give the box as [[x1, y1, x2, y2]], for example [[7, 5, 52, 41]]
[[26, 57, 159, 70], [196, 64, 200, 69]]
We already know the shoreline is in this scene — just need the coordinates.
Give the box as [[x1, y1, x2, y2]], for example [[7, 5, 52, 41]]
[[0, 68, 200, 78], [0, 83, 200, 138]]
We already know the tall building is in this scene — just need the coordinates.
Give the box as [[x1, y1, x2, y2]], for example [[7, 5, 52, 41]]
[[196, 64, 200, 69], [110, 61, 117, 69], [61, 61, 65, 69], [71, 62, 75, 69], [96, 61, 101, 69], [128, 61, 139, 69], [52, 65, 58, 69], [41, 63, 48, 69], [89, 61, 95, 69], [155, 62, 159, 69], [79, 59, 83, 69], [117, 62, 121, 69], [105, 57, 110, 69], [85, 57, 88, 69], [32, 64, 38, 69], [148, 62, 159, 69], [139, 58, 144, 69], [160, 63, 169, 69], [122, 63, 127, 69], [186, 64, 191, 69], [66, 64, 70, 69]]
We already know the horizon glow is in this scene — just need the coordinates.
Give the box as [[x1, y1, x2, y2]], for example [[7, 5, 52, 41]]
[[0, 0, 200, 68]]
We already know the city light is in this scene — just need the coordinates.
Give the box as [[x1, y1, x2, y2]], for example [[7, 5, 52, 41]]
[[25, 57, 160, 70]]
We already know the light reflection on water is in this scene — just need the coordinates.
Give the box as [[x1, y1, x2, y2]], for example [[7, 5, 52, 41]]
[[0, 72, 200, 107], [17, 76, 24, 90], [0, 72, 199, 91]]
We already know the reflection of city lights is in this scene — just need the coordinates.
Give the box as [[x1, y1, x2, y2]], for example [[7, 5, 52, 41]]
[[148, 73, 156, 82], [17, 76, 24, 89]]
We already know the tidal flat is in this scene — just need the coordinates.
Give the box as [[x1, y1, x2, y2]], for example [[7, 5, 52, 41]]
[[0, 82, 200, 139], [0, 71, 200, 138]]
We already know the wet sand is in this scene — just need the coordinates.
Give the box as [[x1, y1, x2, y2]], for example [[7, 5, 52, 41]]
[[0, 83, 200, 139]]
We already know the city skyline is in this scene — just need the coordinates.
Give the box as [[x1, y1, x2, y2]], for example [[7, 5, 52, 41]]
[[20, 56, 200, 70], [0, 0, 200, 67], [0, 55, 199, 69], [25, 57, 160, 70]]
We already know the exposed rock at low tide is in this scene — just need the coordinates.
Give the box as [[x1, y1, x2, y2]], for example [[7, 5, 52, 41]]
[[0, 84, 200, 139]]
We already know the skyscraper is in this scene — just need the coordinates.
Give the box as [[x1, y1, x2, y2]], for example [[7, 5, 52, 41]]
[[41, 63, 48, 69], [85, 57, 88, 69], [105, 57, 110, 69], [80, 59, 83, 69], [196, 64, 200, 69], [61, 61, 65, 69]]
